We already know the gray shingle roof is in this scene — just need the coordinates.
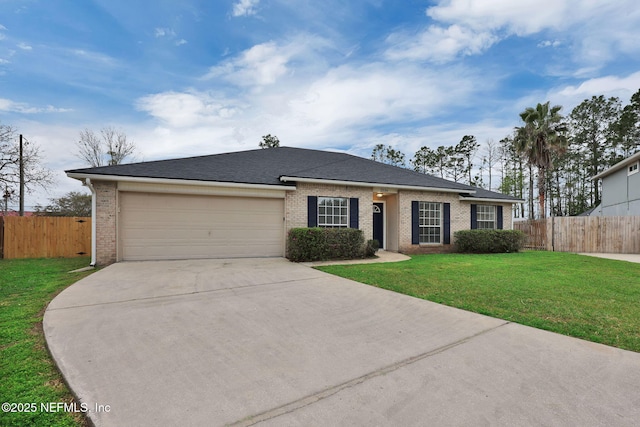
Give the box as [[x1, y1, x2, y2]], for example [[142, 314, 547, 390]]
[[66, 146, 520, 201], [459, 186, 524, 201]]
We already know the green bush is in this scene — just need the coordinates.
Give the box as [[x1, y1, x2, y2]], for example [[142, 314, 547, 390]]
[[287, 228, 366, 262], [364, 239, 380, 258], [454, 229, 527, 253]]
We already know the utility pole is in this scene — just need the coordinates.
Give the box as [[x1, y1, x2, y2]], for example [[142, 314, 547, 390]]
[[19, 134, 24, 216]]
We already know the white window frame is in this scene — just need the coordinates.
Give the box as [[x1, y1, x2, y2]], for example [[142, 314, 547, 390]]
[[419, 201, 442, 244], [628, 161, 639, 176], [318, 197, 349, 228], [477, 205, 496, 229]]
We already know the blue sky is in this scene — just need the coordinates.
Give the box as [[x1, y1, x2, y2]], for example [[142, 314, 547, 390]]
[[1, 0, 640, 208]]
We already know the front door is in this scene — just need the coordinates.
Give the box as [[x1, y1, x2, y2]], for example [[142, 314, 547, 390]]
[[373, 202, 384, 248]]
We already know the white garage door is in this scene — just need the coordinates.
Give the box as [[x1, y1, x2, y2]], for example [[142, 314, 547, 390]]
[[119, 192, 284, 261]]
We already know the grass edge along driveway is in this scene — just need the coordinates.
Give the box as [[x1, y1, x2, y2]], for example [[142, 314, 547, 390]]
[[318, 252, 640, 353], [0, 257, 94, 427]]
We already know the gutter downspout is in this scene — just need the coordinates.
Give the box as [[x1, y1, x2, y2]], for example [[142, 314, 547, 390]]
[[85, 178, 97, 267]]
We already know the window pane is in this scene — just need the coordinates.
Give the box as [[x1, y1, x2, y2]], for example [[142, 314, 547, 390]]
[[477, 205, 495, 229], [317, 197, 349, 228], [418, 202, 441, 243]]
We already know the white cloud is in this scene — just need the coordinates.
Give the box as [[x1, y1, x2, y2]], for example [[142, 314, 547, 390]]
[[0, 98, 72, 113], [72, 49, 117, 66], [137, 57, 483, 158], [537, 40, 561, 48], [204, 37, 328, 88], [136, 91, 240, 128], [289, 63, 475, 130], [154, 28, 187, 47], [154, 27, 176, 38], [382, 0, 573, 64], [554, 71, 640, 102], [130, 125, 249, 160], [205, 42, 287, 86], [232, 0, 260, 17], [385, 24, 497, 62], [388, 0, 640, 68], [426, 0, 572, 34], [17, 42, 32, 50], [511, 71, 640, 121]]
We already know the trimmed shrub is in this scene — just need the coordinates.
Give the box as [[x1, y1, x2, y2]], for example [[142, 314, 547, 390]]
[[454, 229, 527, 253], [287, 228, 366, 262], [364, 239, 380, 258]]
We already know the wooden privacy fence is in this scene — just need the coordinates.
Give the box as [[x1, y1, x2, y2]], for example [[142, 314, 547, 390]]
[[0, 216, 91, 259], [513, 219, 547, 251], [514, 216, 640, 254]]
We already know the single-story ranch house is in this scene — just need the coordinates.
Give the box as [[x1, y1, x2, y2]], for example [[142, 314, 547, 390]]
[[66, 147, 522, 266]]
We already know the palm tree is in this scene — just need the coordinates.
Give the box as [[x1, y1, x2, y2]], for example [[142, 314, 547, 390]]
[[515, 102, 568, 219]]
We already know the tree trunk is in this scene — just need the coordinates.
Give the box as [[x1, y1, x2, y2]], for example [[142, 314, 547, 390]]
[[528, 163, 535, 220], [538, 166, 546, 219], [518, 157, 525, 218], [555, 169, 563, 216]]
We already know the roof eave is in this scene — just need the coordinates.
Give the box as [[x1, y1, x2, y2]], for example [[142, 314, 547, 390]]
[[459, 196, 524, 204], [66, 173, 297, 191], [279, 176, 475, 194], [591, 151, 640, 180]]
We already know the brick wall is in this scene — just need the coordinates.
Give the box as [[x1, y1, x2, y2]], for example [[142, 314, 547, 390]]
[[502, 204, 514, 230], [397, 190, 514, 254], [285, 182, 373, 241], [94, 181, 117, 265], [397, 190, 465, 254], [91, 179, 516, 263]]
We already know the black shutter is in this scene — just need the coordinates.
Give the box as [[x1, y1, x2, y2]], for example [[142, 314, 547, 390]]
[[470, 204, 477, 229], [307, 196, 318, 227], [349, 198, 359, 229], [497, 205, 503, 230], [443, 203, 451, 244], [411, 201, 420, 244]]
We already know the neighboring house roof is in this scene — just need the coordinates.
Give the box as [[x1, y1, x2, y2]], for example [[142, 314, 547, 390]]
[[577, 206, 599, 216], [66, 146, 522, 202], [592, 151, 640, 180]]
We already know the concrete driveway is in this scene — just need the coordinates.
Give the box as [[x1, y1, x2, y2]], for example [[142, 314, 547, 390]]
[[44, 258, 640, 426]]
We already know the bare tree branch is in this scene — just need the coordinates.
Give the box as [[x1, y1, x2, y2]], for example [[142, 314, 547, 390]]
[[21, 138, 55, 190], [76, 126, 136, 167], [77, 129, 104, 167], [0, 123, 54, 197]]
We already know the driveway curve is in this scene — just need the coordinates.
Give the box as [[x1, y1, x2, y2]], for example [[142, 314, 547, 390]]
[[44, 258, 640, 426]]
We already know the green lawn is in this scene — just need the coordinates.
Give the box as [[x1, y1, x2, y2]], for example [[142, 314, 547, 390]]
[[318, 252, 640, 352], [0, 257, 94, 427]]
